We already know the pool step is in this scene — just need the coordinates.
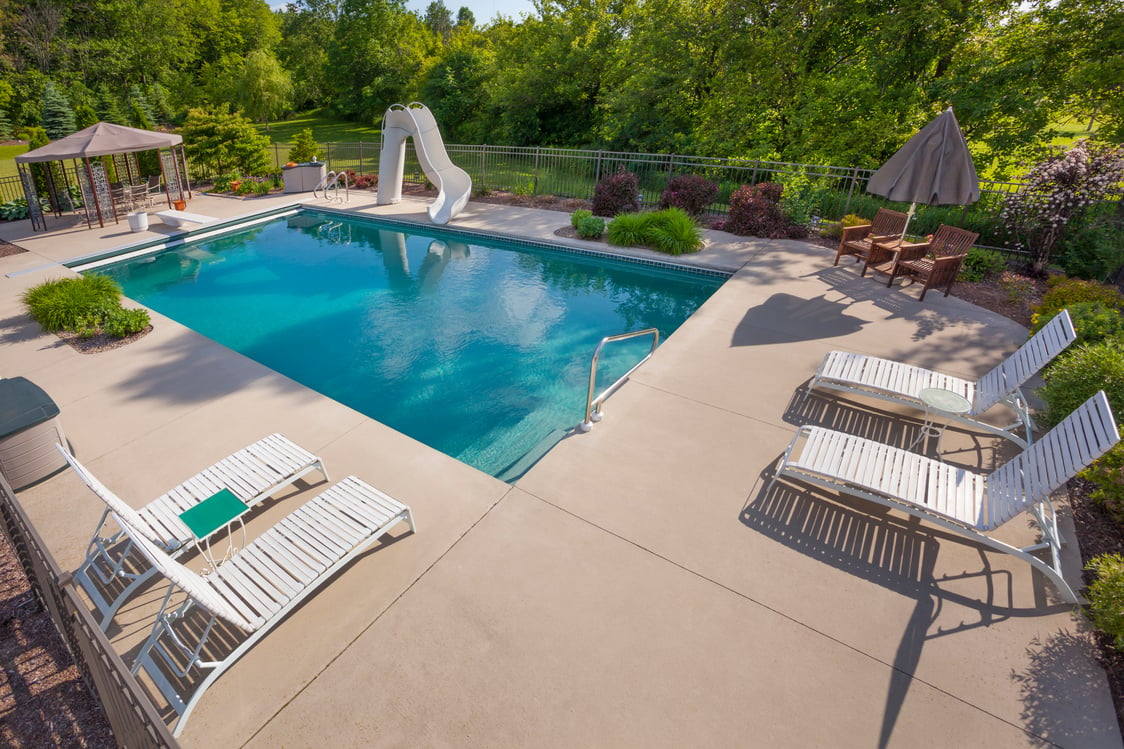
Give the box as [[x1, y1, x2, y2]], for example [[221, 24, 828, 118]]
[[494, 428, 571, 483]]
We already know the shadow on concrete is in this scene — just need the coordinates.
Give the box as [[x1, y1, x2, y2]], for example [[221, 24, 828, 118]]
[[742, 479, 1071, 748], [0, 312, 68, 349], [1012, 630, 1122, 748], [731, 292, 868, 346]]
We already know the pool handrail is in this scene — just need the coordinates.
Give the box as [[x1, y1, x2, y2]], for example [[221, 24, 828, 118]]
[[579, 328, 660, 432]]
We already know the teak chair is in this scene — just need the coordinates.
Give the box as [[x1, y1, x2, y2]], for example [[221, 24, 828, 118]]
[[804, 308, 1077, 447], [832, 208, 909, 267], [768, 390, 1119, 604], [865, 224, 980, 300]]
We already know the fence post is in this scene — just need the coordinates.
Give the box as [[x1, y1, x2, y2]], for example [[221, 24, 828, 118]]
[[481, 144, 488, 193], [751, 159, 760, 185], [534, 146, 541, 194], [358, 142, 364, 174], [326, 142, 332, 171], [595, 150, 603, 185], [843, 167, 859, 215]]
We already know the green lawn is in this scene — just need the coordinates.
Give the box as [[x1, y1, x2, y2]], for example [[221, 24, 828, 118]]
[[255, 109, 381, 145], [0, 143, 29, 179]]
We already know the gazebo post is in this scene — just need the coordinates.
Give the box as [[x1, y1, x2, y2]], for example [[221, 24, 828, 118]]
[[157, 149, 172, 208], [83, 158, 106, 228], [177, 144, 192, 199], [16, 163, 45, 231]]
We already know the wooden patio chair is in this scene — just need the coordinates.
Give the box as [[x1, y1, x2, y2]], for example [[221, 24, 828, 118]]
[[869, 224, 980, 300], [767, 390, 1119, 604], [832, 208, 909, 267], [803, 309, 1076, 447]]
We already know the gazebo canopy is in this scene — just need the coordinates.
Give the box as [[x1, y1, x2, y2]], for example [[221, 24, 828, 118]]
[[15, 122, 182, 163]]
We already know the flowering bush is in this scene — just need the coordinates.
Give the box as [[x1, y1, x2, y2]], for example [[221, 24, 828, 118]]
[[1001, 140, 1124, 275]]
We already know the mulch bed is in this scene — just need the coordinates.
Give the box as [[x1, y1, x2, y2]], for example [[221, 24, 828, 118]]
[[0, 239, 27, 258], [3, 201, 1123, 741], [55, 325, 153, 354]]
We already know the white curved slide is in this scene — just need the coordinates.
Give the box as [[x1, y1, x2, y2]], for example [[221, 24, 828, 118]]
[[378, 102, 472, 224]]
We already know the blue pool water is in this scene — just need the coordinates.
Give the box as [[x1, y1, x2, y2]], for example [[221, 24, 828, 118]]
[[94, 210, 724, 477]]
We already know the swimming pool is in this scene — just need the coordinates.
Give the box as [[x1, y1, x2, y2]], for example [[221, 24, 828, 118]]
[[93, 210, 725, 478]]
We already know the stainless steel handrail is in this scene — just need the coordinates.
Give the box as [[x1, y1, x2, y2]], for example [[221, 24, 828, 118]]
[[313, 170, 350, 203], [579, 328, 660, 432]]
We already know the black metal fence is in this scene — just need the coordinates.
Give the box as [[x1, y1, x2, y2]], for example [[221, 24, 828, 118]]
[[0, 471, 179, 749]]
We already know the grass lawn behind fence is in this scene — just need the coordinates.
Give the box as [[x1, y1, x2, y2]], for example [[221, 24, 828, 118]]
[[256, 109, 380, 145], [0, 143, 29, 178]]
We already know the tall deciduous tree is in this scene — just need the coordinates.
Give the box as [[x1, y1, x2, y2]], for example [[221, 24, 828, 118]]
[[235, 49, 293, 132], [424, 0, 453, 40]]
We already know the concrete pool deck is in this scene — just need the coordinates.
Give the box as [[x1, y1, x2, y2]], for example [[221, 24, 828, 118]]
[[1, 192, 1118, 747]]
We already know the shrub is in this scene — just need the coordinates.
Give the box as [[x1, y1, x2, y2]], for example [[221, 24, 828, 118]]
[[819, 214, 870, 241], [958, 248, 1008, 282], [723, 182, 789, 238], [576, 215, 605, 239], [1087, 553, 1124, 648], [1082, 445, 1124, 523], [22, 274, 149, 339], [659, 174, 718, 216], [23, 275, 122, 332], [570, 208, 592, 229], [1049, 302, 1124, 347], [1057, 221, 1124, 282], [591, 168, 640, 217], [288, 127, 319, 163], [998, 271, 1036, 305], [211, 173, 237, 192], [0, 197, 29, 221], [1037, 339, 1124, 429], [607, 212, 650, 246], [1030, 277, 1124, 331], [785, 224, 809, 239], [102, 307, 150, 338]]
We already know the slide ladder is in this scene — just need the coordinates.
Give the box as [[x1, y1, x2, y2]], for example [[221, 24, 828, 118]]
[[377, 102, 472, 224]]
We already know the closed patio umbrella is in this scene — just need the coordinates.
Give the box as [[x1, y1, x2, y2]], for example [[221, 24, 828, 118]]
[[867, 106, 980, 238]]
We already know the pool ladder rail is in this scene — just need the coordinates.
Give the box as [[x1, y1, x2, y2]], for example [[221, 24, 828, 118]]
[[313, 170, 350, 203], [579, 328, 660, 432]]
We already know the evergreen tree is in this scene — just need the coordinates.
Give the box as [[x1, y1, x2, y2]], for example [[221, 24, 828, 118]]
[[0, 110, 12, 140], [288, 127, 319, 163], [127, 86, 156, 126], [96, 89, 128, 125], [149, 83, 175, 125], [456, 6, 474, 28], [40, 81, 76, 139]]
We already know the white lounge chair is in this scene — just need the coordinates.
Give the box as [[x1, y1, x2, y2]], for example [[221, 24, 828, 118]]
[[767, 390, 1119, 603], [805, 308, 1077, 447], [62, 435, 328, 629], [120, 475, 414, 737]]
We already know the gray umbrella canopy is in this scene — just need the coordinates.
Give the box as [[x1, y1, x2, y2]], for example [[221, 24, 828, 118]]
[[867, 107, 979, 235], [15, 122, 182, 163]]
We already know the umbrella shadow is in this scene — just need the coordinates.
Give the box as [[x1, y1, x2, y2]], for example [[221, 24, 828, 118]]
[[802, 265, 951, 341], [731, 292, 868, 346]]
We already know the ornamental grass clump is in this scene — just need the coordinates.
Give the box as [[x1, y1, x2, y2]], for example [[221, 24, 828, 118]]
[[606, 208, 702, 255], [570, 208, 592, 229], [23, 275, 150, 339]]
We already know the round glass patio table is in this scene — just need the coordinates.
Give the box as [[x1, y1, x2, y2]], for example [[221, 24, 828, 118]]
[[912, 387, 972, 458]]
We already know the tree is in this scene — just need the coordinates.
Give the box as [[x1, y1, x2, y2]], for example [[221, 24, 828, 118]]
[[456, 6, 474, 28], [235, 49, 293, 132], [277, 0, 340, 111], [0, 110, 12, 140], [95, 87, 128, 125], [1001, 140, 1124, 274], [424, 0, 453, 40], [288, 127, 319, 162], [179, 107, 272, 176], [419, 34, 493, 143], [74, 102, 98, 130], [39, 80, 76, 139]]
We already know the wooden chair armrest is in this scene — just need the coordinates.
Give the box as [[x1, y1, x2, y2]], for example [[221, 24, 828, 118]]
[[866, 242, 899, 266], [895, 243, 931, 262], [840, 225, 872, 241]]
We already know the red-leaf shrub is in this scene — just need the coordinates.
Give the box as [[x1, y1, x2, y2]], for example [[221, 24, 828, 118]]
[[592, 168, 640, 217], [659, 174, 719, 216], [723, 182, 790, 238]]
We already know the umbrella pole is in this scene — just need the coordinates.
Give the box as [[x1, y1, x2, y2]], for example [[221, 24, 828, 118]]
[[900, 202, 916, 240]]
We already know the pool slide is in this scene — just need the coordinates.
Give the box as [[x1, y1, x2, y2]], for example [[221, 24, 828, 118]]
[[377, 102, 472, 224]]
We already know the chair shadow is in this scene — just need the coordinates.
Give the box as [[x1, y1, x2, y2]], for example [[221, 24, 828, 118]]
[[743, 477, 1071, 747]]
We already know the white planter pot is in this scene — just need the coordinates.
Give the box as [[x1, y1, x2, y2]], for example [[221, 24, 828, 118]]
[[127, 211, 149, 232]]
